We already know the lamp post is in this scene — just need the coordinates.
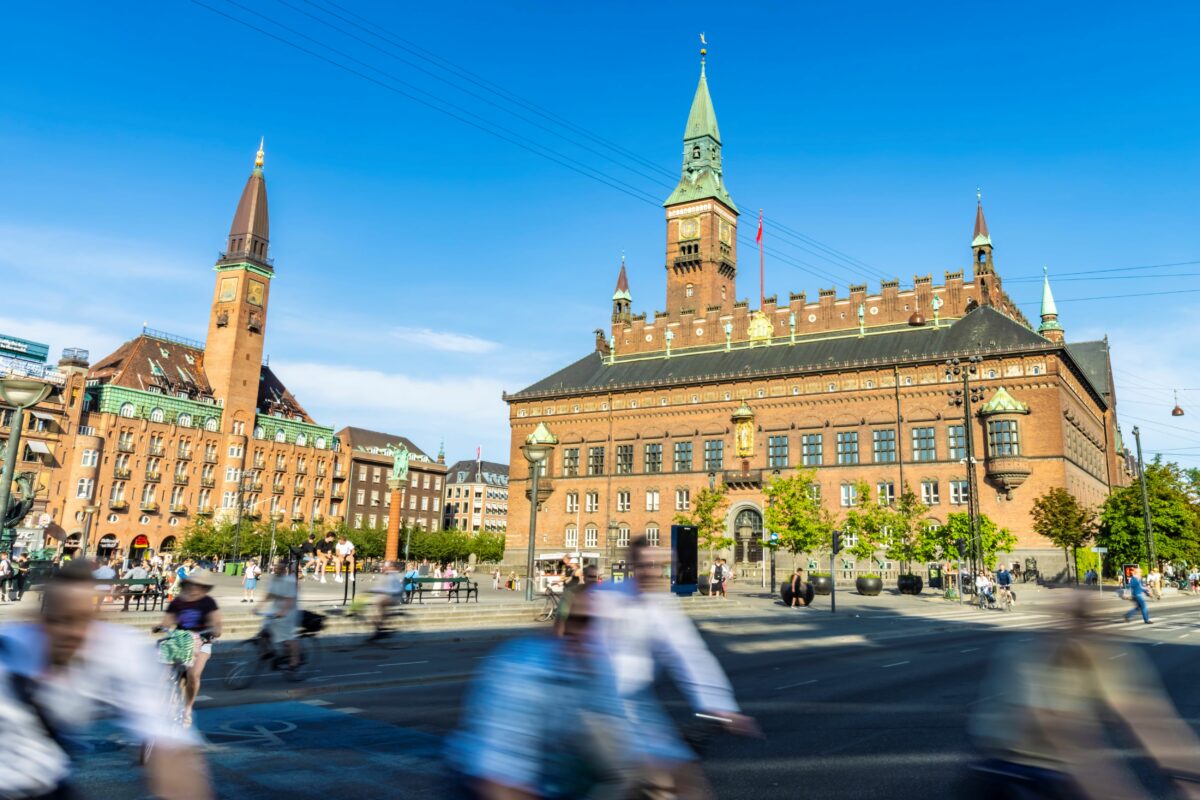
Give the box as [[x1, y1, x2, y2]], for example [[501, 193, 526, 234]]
[[522, 422, 558, 602], [0, 377, 53, 549], [607, 519, 618, 574], [945, 356, 984, 575], [1132, 426, 1156, 568], [80, 503, 100, 558], [231, 469, 257, 564]]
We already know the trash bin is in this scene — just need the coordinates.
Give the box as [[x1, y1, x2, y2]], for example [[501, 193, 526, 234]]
[[225, 561, 244, 577], [610, 561, 629, 583], [928, 565, 943, 590]]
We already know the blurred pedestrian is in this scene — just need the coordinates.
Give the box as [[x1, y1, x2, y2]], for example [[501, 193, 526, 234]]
[[0, 552, 13, 602], [241, 557, 261, 603], [264, 561, 300, 671], [1124, 566, 1152, 624], [0, 560, 214, 799], [12, 553, 30, 602]]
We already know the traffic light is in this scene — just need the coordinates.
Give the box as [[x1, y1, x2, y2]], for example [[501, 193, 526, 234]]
[[832, 529, 843, 555], [955, 538, 967, 559]]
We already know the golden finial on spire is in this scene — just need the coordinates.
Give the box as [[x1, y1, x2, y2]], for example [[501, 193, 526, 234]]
[[255, 137, 265, 168], [699, 32, 707, 68]]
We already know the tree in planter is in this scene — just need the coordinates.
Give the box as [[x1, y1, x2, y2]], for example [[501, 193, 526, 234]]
[[1031, 487, 1095, 583], [764, 469, 834, 566], [883, 484, 933, 576], [675, 486, 733, 565], [928, 512, 1017, 570], [841, 480, 888, 566]]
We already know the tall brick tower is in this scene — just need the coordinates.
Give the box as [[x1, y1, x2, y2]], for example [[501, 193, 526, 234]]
[[663, 48, 738, 315], [204, 140, 272, 429]]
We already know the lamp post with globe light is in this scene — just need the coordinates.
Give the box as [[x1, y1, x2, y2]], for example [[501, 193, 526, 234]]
[[0, 377, 54, 549], [522, 422, 557, 602]]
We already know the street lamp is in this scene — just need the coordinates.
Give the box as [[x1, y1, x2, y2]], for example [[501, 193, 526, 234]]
[[945, 356, 984, 576], [522, 422, 557, 602], [0, 377, 53, 546]]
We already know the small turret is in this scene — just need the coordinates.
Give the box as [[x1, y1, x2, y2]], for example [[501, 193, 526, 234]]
[[612, 255, 632, 323], [1038, 266, 1065, 343]]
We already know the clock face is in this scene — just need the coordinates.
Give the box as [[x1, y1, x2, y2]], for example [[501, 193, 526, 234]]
[[247, 279, 265, 307], [679, 217, 700, 241], [719, 219, 732, 245], [218, 276, 238, 303]]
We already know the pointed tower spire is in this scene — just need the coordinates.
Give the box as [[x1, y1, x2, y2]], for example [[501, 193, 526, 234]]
[[612, 253, 632, 324], [972, 188, 991, 248], [664, 42, 736, 211], [1038, 265, 1064, 343], [224, 140, 271, 268]]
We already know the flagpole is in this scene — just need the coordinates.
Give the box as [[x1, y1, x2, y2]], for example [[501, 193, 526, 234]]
[[758, 208, 765, 309]]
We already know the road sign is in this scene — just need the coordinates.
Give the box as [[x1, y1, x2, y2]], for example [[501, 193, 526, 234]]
[[1091, 546, 1108, 553], [769, 532, 779, 543]]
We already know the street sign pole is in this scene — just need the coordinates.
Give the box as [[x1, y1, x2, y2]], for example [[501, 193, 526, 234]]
[[1091, 546, 1108, 595]]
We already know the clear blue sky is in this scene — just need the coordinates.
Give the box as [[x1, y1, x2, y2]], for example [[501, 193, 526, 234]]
[[2, 1, 1198, 466]]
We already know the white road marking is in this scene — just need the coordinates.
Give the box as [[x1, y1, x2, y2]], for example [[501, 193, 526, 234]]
[[882, 661, 910, 668], [310, 670, 382, 683], [302, 699, 332, 706], [336, 707, 364, 714], [379, 660, 430, 667], [960, 648, 979, 653], [775, 679, 818, 691]]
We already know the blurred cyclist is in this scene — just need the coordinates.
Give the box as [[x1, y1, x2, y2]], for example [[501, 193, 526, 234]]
[[368, 560, 405, 641], [0, 559, 213, 799], [447, 588, 633, 798], [970, 592, 1200, 799], [589, 536, 759, 798]]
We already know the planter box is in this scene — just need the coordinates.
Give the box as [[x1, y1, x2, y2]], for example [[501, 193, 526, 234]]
[[897, 574, 923, 595], [856, 576, 883, 596], [780, 581, 816, 606], [810, 575, 833, 595]]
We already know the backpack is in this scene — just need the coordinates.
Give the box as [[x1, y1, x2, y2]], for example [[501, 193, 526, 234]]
[[713, 564, 724, 581]]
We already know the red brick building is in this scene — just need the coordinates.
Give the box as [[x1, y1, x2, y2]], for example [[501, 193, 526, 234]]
[[504, 55, 1129, 578]]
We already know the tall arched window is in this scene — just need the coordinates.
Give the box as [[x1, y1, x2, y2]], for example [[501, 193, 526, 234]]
[[150, 408, 165, 423], [119, 403, 135, 418], [205, 418, 218, 432], [275, 429, 286, 443], [565, 525, 578, 548], [646, 524, 660, 546], [178, 413, 192, 427], [296, 433, 307, 447]]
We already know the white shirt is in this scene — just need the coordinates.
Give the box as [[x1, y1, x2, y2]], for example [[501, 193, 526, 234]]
[[590, 583, 739, 714], [336, 541, 355, 556], [976, 575, 992, 591], [0, 621, 197, 796]]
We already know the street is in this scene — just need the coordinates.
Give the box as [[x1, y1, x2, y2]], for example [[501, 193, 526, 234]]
[[68, 589, 1200, 799]]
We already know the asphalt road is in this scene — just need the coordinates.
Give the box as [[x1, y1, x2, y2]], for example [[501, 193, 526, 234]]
[[70, 590, 1200, 799]]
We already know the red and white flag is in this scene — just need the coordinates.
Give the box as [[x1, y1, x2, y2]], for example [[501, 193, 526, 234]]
[[756, 209, 763, 245]]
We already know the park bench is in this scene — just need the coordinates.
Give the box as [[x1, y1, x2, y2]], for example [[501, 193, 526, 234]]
[[410, 576, 478, 604], [104, 578, 166, 612]]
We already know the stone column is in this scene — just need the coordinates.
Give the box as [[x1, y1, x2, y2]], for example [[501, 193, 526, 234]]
[[385, 478, 405, 561]]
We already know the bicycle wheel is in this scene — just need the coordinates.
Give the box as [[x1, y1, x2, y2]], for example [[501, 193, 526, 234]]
[[224, 638, 264, 690], [535, 596, 556, 622]]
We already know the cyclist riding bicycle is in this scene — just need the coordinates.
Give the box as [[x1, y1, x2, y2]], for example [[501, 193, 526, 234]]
[[975, 571, 996, 607], [368, 560, 405, 640], [264, 561, 301, 670], [158, 574, 222, 727]]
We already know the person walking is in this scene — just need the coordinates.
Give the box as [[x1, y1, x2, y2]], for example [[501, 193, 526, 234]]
[[789, 567, 808, 608], [719, 558, 730, 598], [0, 552, 12, 602], [1124, 566, 1152, 624], [491, 568, 500, 591], [241, 557, 261, 603], [12, 553, 30, 602]]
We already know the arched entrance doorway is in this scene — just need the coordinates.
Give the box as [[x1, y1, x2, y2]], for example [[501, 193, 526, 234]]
[[130, 534, 151, 564], [62, 532, 82, 560], [96, 534, 119, 562], [732, 507, 764, 566], [160, 535, 178, 554]]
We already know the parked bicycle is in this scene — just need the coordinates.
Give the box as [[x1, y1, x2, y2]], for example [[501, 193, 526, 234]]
[[535, 586, 563, 623], [223, 610, 324, 689]]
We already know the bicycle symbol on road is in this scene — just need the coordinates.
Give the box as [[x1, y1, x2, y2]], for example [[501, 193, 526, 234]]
[[207, 719, 298, 747]]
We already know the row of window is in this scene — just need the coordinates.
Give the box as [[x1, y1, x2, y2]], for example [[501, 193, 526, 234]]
[[564, 524, 653, 549], [555, 423, 1020, 477], [352, 488, 441, 512], [836, 479, 970, 507], [566, 489, 691, 514], [355, 464, 443, 491], [114, 403, 333, 449]]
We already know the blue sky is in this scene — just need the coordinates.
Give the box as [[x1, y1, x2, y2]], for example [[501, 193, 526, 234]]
[[2, 1, 1198, 466]]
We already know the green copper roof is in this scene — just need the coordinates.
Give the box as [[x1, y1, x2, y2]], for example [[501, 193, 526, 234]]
[[684, 63, 721, 143], [979, 386, 1030, 416], [1038, 266, 1062, 332], [664, 60, 737, 212]]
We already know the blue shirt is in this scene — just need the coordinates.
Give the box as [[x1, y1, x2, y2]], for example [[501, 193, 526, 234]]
[[1129, 575, 1146, 598]]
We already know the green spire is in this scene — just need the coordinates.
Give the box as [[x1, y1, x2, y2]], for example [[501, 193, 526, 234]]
[[1038, 265, 1063, 333], [664, 52, 737, 211], [979, 386, 1030, 416]]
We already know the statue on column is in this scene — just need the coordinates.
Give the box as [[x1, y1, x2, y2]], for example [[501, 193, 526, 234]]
[[391, 444, 410, 483]]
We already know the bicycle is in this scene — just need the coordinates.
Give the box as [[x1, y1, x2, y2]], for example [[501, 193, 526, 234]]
[[536, 587, 563, 623], [140, 628, 209, 763], [996, 584, 1014, 612], [223, 612, 322, 690], [326, 596, 408, 648]]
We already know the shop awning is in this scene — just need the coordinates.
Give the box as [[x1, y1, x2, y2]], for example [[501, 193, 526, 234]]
[[28, 410, 55, 422], [25, 440, 51, 454]]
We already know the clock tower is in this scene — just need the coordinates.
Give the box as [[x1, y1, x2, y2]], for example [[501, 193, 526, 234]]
[[663, 49, 738, 314], [204, 140, 273, 426]]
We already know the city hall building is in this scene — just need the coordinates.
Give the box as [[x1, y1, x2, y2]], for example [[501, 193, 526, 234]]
[[503, 55, 1129, 577]]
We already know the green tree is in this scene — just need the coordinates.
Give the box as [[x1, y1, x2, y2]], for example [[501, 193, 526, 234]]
[[883, 484, 934, 574], [675, 486, 732, 563], [841, 481, 888, 567], [1031, 487, 1094, 582], [764, 469, 834, 561], [471, 532, 506, 563], [1098, 460, 1200, 571], [927, 512, 1016, 569]]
